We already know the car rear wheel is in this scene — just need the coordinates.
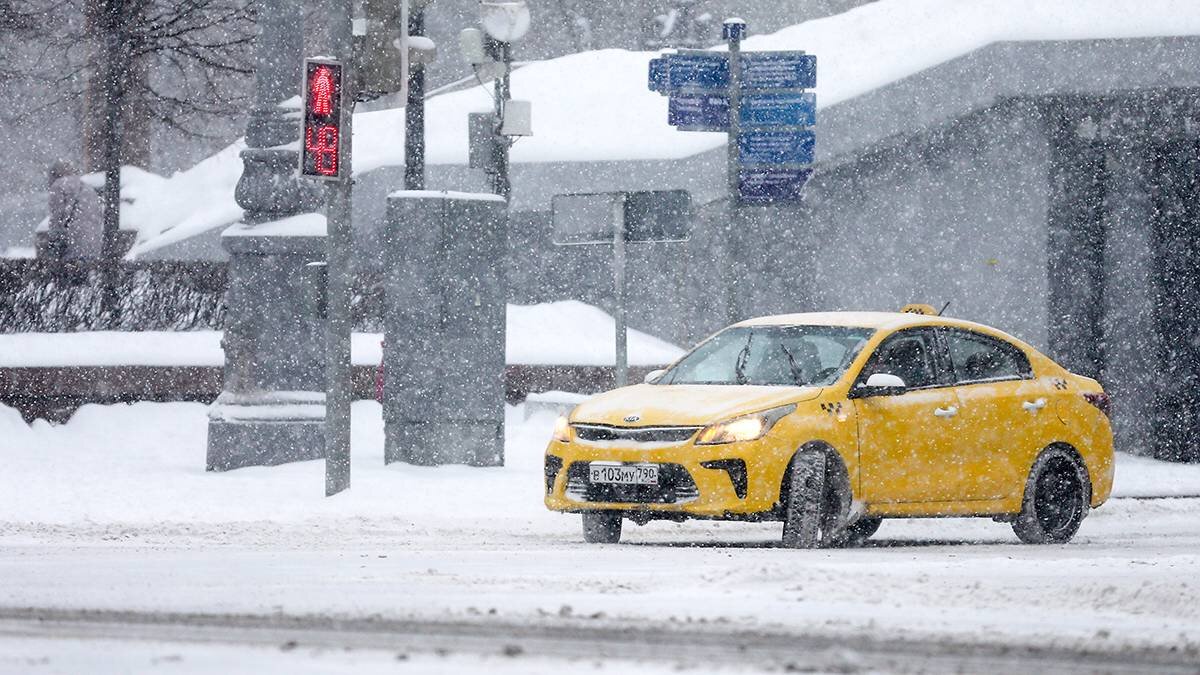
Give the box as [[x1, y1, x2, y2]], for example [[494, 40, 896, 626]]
[[582, 511, 622, 544], [1012, 448, 1090, 544], [782, 450, 828, 549]]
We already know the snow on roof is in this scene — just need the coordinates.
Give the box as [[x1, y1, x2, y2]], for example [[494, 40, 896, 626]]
[[737, 311, 1038, 349], [360, 0, 1200, 170], [736, 311, 933, 330], [128, 0, 1200, 254]]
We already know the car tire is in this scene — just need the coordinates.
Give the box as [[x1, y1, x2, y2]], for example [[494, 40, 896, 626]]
[[582, 511, 623, 544], [1012, 447, 1091, 545], [840, 516, 882, 547], [782, 450, 828, 549]]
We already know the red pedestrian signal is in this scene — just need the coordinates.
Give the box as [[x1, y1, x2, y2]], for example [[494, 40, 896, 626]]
[[301, 59, 344, 180]]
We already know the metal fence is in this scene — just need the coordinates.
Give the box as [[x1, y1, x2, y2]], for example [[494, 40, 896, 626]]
[[0, 259, 387, 333]]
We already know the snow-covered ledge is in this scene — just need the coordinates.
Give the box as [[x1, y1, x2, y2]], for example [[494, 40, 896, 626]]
[[222, 212, 327, 238]]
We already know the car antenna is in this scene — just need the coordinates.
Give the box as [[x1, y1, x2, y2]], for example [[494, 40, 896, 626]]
[[937, 301, 951, 316]]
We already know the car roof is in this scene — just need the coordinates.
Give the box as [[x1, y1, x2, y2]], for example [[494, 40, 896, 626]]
[[733, 311, 1002, 335]]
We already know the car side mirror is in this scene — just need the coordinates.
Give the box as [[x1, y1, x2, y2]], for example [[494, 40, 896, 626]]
[[643, 369, 666, 384], [850, 373, 908, 398]]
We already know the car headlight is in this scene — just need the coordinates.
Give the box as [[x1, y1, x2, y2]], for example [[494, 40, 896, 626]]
[[695, 404, 796, 445], [552, 415, 572, 442]]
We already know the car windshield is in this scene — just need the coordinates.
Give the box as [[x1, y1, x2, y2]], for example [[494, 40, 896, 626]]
[[658, 325, 874, 386]]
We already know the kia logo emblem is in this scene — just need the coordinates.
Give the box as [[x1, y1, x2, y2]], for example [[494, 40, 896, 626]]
[[624, 414, 641, 423]]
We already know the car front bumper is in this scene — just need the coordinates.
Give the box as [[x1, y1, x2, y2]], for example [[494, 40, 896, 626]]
[[543, 436, 793, 517]]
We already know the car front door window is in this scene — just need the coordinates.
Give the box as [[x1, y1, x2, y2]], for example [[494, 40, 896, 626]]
[[863, 333, 939, 389]]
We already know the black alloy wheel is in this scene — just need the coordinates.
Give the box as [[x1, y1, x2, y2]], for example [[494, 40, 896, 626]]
[[1012, 449, 1090, 544]]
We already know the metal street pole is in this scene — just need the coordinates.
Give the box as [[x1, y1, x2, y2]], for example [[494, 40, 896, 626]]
[[404, 4, 425, 190], [325, 0, 355, 496], [493, 40, 511, 201], [724, 18, 744, 200], [612, 194, 628, 387], [99, 0, 127, 326], [723, 18, 745, 326]]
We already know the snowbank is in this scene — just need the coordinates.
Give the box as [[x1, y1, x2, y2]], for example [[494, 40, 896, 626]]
[[126, 0, 1200, 252], [0, 301, 684, 368], [506, 300, 683, 366]]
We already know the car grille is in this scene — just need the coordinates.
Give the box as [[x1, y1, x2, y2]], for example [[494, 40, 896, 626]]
[[564, 462, 699, 504], [572, 424, 702, 444]]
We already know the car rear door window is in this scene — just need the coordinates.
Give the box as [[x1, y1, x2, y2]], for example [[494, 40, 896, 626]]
[[943, 329, 1032, 384]]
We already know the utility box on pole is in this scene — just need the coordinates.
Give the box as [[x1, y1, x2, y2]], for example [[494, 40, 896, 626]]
[[354, 0, 408, 101], [380, 191, 508, 466]]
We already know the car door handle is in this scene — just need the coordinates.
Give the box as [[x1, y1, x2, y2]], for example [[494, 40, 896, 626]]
[[933, 406, 958, 418], [1022, 398, 1047, 412]]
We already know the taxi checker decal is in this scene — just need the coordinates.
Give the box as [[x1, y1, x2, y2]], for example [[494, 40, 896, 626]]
[[820, 402, 843, 416]]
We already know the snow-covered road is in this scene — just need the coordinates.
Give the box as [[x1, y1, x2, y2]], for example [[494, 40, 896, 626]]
[[2, 402, 1200, 673]]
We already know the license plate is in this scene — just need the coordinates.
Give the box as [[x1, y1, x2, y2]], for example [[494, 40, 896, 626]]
[[589, 463, 659, 485]]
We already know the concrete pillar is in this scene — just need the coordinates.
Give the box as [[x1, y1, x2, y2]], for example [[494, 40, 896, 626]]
[[1046, 111, 1107, 379], [1099, 145, 1158, 456], [381, 192, 508, 466], [1149, 138, 1200, 462], [206, 0, 326, 471]]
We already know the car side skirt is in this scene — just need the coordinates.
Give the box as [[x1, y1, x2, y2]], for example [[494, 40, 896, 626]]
[[866, 497, 1021, 518]]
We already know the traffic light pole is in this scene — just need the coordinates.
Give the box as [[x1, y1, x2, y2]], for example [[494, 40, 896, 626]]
[[325, 0, 354, 496]]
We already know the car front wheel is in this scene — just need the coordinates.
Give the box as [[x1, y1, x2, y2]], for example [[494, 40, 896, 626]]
[[782, 450, 828, 549], [582, 511, 622, 544], [1012, 448, 1090, 544]]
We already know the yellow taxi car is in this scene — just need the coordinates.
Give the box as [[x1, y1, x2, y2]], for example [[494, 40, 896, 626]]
[[544, 305, 1113, 548]]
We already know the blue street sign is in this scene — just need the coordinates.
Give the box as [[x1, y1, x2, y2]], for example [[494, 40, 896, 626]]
[[738, 129, 815, 165], [665, 53, 728, 90], [649, 51, 818, 93], [738, 167, 813, 204], [741, 92, 816, 128], [648, 57, 668, 93], [668, 94, 729, 131], [742, 52, 817, 90], [667, 92, 816, 131]]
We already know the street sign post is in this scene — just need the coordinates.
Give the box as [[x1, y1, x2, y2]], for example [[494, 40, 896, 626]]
[[648, 23, 817, 206], [551, 190, 692, 386]]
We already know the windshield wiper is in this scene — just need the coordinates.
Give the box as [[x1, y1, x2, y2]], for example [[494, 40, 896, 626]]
[[733, 333, 754, 385], [779, 344, 807, 386]]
